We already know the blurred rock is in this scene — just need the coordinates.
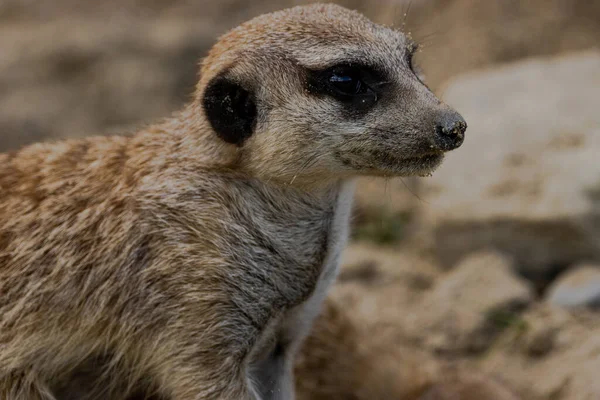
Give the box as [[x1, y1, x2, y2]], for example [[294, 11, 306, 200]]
[[519, 304, 569, 358], [545, 264, 600, 309], [339, 243, 441, 287], [479, 303, 600, 400], [420, 51, 600, 288], [523, 321, 557, 358], [407, 251, 533, 353], [333, 243, 442, 334], [529, 334, 600, 400], [296, 298, 437, 400]]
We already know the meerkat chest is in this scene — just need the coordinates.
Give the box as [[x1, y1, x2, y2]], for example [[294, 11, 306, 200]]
[[145, 175, 353, 315], [280, 181, 355, 340], [150, 176, 354, 358], [243, 180, 356, 363], [244, 180, 353, 310]]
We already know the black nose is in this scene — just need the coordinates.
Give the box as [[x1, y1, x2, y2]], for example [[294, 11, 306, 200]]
[[434, 111, 467, 151]]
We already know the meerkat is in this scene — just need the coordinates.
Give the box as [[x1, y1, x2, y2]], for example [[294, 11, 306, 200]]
[[0, 3, 466, 400]]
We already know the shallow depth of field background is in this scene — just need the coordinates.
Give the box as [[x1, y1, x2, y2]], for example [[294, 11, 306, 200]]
[[1, 1, 600, 398]]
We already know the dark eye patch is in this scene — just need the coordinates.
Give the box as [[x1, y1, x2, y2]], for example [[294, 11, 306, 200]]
[[306, 63, 386, 113]]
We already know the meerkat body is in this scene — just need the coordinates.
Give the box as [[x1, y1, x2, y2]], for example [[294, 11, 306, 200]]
[[0, 4, 465, 400]]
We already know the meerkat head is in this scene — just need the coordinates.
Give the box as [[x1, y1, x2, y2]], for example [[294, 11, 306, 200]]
[[198, 3, 466, 186]]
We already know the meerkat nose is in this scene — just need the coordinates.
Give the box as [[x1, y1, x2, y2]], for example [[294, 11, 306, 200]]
[[434, 111, 467, 151]]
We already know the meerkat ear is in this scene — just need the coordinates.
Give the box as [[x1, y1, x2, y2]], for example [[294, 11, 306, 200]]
[[202, 75, 257, 146]]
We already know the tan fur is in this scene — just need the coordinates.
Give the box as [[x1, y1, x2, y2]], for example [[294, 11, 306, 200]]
[[0, 4, 465, 400]]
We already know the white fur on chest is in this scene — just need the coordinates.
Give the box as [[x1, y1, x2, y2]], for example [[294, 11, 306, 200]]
[[246, 180, 355, 400], [280, 180, 355, 350]]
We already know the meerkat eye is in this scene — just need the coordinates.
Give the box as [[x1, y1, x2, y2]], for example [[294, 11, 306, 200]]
[[308, 64, 380, 111], [329, 66, 364, 95]]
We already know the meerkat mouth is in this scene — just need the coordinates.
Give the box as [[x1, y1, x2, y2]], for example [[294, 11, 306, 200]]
[[397, 152, 445, 176], [382, 150, 444, 168], [340, 149, 445, 177], [403, 152, 444, 163]]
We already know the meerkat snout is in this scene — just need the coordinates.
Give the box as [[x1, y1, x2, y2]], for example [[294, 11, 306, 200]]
[[199, 4, 466, 185], [433, 109, 467, 151]]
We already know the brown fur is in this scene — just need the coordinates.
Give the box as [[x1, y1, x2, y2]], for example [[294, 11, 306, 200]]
[[0, 4, 465, 399]]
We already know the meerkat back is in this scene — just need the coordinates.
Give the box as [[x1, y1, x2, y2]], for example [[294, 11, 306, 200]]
[[0, 4, 465, 400]]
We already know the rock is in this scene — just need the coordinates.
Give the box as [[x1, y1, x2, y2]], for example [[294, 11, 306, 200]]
[[419, 51, 600, 287], [296, 298, 437, 400], [339, 243, 440, 286], [528, 334, 600, 400], [407, 251, 533, 353], [519, 304, 569, 358], [481, 304, 573, 360], [524, 323, 557, 358], [478, 303, 600, 400], [332, 243, 442, 329], [299, 292, 525, 400], [545, 264, 600, 309]]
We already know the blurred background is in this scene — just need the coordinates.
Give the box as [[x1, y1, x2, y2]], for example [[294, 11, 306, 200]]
[[1, 0, 599, 398]]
